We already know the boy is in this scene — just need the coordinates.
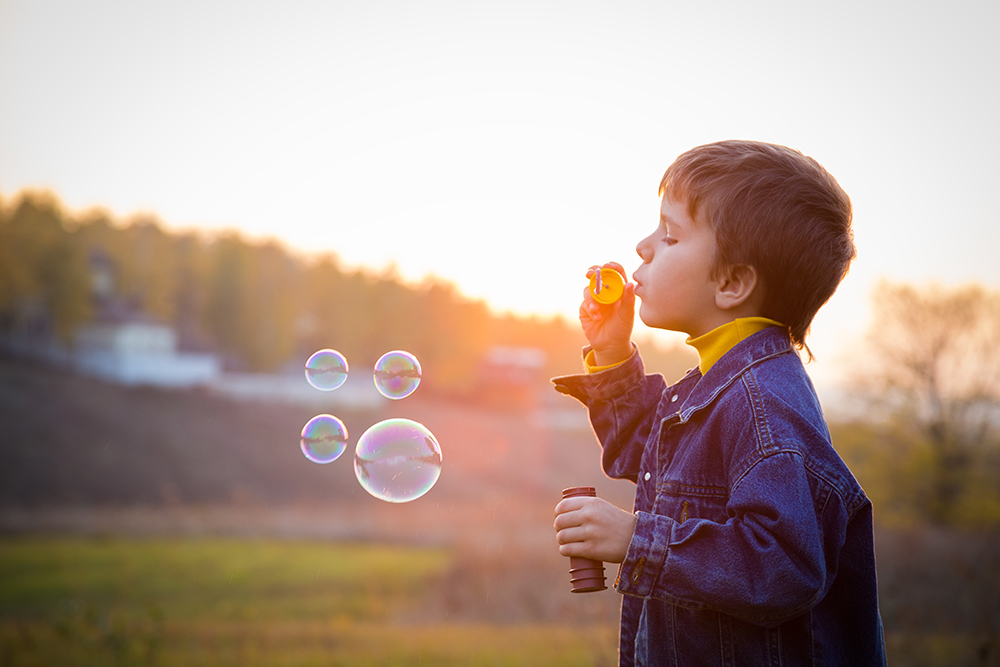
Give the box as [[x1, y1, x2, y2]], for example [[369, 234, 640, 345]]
[[553, 140, 886, 666]]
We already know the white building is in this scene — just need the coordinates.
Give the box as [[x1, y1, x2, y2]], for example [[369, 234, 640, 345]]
[[73, 316, 220, 388], [70, 248, 219, 387]]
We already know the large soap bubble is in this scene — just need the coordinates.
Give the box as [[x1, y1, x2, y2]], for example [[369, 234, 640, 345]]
[[373, 350, 421, 400], [354, 418, 442, 503], [304, 349, 349, 391], [300, 414, 348, 464]]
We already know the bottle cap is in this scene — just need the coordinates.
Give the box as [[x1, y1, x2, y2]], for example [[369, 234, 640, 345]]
[[589, 268, 625, 304], [562, 486, 597, 499]]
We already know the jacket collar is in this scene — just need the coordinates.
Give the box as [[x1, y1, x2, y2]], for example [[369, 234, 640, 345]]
[[673, 326, 794, 424]]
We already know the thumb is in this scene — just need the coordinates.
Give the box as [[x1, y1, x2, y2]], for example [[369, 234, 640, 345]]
[[617, 283, 636, 324]]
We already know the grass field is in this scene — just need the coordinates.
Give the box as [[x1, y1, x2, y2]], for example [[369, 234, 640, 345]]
[[3, 532, 1000, 666], [0, 537, 618, 666]]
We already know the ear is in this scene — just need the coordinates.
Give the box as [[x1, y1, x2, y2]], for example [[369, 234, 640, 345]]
[[715, 264, 759, 311]]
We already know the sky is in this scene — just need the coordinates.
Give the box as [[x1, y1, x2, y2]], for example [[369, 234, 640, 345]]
[[1, 0, 998, 389]]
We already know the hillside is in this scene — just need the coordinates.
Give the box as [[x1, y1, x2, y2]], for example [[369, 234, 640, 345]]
[[0, 353, 636, 543]]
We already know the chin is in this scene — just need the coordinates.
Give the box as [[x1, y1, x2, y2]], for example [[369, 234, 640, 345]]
[[638, 305, 687, 334], [637, 304, 664, 330]]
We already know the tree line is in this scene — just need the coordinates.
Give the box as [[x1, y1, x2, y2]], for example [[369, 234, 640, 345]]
[[0, 189, 693, 391]]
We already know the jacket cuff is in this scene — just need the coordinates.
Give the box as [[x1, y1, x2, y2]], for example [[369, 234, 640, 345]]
[[551, 344, 643, 403], [615, 510, 673, 598]]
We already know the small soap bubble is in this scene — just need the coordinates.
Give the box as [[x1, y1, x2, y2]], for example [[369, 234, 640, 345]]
[[373, 350, 421, 400], [354, 418, 442, 503], [305, 349, 349, 391], [300, 414, 348, 464]]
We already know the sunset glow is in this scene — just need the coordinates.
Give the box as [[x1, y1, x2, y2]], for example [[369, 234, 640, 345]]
[[2, 0, 998, 388]]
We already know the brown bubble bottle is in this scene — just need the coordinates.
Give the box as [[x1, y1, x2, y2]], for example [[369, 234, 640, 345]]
[[562, 486, 608, 593]]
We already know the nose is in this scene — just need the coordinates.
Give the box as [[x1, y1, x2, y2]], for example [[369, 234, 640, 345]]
[[636, 233, 653, 263]]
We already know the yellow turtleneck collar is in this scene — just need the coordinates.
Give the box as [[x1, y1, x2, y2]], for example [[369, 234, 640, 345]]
[[687, 317, 785, 375]]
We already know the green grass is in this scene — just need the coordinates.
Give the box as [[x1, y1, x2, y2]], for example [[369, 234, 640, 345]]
[[0, 620, 618, 666], [0, 537, 617, 666], [1, 535, 994, 666], [0, 537, 447, 622]]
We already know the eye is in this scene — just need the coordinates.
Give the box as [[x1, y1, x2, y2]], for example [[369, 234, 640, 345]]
[[663, 236, 678, 246]]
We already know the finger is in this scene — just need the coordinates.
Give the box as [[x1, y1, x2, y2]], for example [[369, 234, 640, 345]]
[[553, 510, 583, 532], [604, 261, 627, 279], [621, 282, 636, 308], [555, 526, 587, 546], [558, 541, 589, 558], [582, 283, 614, 313], [555, 497, 588, 515], [579, 296, 601, 321]]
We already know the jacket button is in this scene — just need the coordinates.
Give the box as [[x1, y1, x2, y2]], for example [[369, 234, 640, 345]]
[[644, 472, 651, 481], [671, 395, 678, 402], [631, 557, 646, 584]]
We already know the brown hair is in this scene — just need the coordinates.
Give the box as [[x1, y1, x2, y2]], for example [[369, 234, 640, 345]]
[[659, 140, 855, 358]]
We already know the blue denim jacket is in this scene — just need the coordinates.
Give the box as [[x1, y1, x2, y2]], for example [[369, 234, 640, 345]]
[[553, 328, 886, 666]]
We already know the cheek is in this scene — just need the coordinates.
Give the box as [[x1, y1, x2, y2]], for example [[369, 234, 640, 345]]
[[649, 260, 674, 288]]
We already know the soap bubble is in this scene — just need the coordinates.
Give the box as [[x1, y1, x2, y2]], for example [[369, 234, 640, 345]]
[[373, 350, 421, 400], [304, 349, 349, 391], [354, 418, 442, 503], [300, 414, 348, 464]]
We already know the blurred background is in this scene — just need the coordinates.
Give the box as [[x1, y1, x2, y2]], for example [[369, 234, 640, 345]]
[[1, 0, 998, 664]]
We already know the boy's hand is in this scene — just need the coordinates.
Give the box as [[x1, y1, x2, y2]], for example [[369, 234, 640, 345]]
[[553, 496, 637, 564], [581, 262, 635, 367]]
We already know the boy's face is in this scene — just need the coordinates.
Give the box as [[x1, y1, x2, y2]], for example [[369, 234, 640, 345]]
[[632, 195, 720, 337]]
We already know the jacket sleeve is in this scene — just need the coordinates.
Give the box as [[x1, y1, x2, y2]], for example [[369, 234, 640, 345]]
[[615, 449, 851, 627], [551, 346, 668, 483]]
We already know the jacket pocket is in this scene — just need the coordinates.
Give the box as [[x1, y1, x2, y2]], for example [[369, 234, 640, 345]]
[[655, 479, 729, 524]]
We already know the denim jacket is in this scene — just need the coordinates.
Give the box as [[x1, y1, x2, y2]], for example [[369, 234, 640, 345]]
[[553, 328, 886, 666]]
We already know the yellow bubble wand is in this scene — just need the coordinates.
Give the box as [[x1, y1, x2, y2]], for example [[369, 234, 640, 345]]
[[588, 265, 625, 304]]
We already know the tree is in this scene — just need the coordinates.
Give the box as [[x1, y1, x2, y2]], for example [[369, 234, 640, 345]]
[[204, 233, 255, 368], [119, 215, 179, 323], [860, 280, 1000, 524], [0, 192, 91, 341]]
